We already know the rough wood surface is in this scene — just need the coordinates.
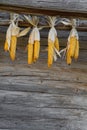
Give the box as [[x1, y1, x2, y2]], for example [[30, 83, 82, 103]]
[[0, 31, 87, 130], [0, 20, 87, 32], [0, 12, 87, 31], [0, 0, 87, 18]]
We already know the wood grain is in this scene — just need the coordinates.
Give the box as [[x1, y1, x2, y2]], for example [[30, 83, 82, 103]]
[[0, 12, 87, 31], [0, 30, 87, 130], [0, 0, 87, 18]]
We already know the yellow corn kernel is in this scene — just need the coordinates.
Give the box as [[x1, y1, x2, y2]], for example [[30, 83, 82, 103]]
[[34, 40, 40, 62], [54, 37, 59, 51], [48, 40, 54, 67], [10, 36, 17, 61], [69, 36, 77, 57], [28, 43, 33, 64], [4, 40, 9, 52], [66, 48, 72, 65], [74, 40, 79, 60]]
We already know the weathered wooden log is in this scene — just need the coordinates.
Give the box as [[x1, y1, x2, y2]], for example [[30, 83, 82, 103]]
[[0, 20, 87, 31], [0, 12, 87, 31], [0, 0, 87, 18]]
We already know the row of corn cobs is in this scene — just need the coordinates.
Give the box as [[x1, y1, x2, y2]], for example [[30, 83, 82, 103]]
[[4, 16, 79, 67]]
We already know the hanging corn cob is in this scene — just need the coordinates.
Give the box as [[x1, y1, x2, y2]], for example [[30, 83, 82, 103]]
[[4, 14, 20, 61], [4, 24, 12, 52], [24, 15, 40, 64], [47, 16, 61, 67], [4, 13, 30, 61], [9, 21, 20, 61], [27, 28, 34, 64], [60, 19, 79, 65]]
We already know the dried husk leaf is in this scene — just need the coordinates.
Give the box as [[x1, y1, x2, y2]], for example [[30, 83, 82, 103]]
[[6, 24, 13, 49], [17, 27, 30, 37]]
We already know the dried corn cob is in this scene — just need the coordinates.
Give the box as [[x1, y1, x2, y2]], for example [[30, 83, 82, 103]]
[[74, 39, 79, 60], [69, 36, 77, 57], [4, 24, 12, 52], [54, 37, 59, 51], [48, 40, 54, 67], [10, 36, 17, 61], [66, 48, 72, 65], [47, 16, 61, 67], [24, 15, 40, 64], [60, 19, 79, 65], [27, 28, 34, 64], [28, 43, 33, 64], [4, 14, 25, 61], [34, 40, 40, 62], [4, 40, 9, 52]]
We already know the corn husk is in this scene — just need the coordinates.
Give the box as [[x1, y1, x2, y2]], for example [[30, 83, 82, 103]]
[[4, 24, 12, 51], [17, 27, 30, 37]]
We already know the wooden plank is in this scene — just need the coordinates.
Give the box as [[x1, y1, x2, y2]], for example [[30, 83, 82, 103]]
[[0, 12, 87, 31], [0, 20, 87, 32], [0, 61, 87, 130], [0, 76, 87, 130], [0, 0, 87, 18]]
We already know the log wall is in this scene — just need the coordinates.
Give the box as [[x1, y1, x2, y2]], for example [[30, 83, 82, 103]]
[[0, 0, 87, 18], [0, 10, 87, 130]]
